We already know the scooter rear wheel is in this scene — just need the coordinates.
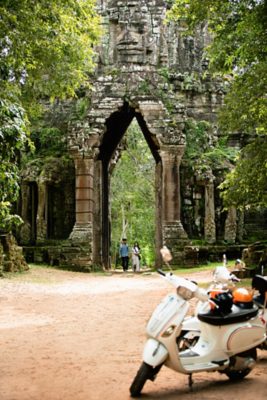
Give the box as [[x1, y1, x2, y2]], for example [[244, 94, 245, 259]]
[[130, 362, 162, 397], [259, 337, 267, 350], [224, 348, 257, 381]]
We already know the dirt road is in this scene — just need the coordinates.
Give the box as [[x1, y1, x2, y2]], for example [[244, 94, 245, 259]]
[[0, 267, 266, 400]]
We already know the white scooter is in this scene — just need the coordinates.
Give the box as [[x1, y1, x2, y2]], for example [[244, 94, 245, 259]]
[[179, 268, 267, 352], [130, 270, 267, 398]]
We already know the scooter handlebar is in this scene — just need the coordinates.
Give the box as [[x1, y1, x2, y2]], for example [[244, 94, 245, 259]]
[[157, 269, 168, 277], [157, 269, 201, 290]]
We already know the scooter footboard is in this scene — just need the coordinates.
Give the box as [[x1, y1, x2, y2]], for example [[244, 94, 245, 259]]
[[143, 338, 168, 368]]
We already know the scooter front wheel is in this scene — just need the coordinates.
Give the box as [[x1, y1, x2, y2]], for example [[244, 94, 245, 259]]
[[130, 362, 162, 397]]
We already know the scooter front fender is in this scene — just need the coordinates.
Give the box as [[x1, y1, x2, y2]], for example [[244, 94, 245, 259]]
[[143, 338, 168, 368]]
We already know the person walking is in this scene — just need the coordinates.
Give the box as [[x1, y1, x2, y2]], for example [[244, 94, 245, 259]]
[[132, 242, 141, 272], [119, 238, 129, 272]]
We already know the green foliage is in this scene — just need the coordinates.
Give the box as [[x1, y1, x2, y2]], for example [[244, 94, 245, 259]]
[[110, 120, 156, 266], [184, 119, 237, 175], [30, 127, 67, 157], [158, 67, 171, 82], [220, 136, 267, 209], [0, 0, 100, 231], [219, 63, 267, 135], [169, 0, 267, 208], [184, 120, 210, 159], [73, 97, 91, 120], [0, 0, 100, 108], [0, 99, 31, 231], [169, 0, 267, 133]]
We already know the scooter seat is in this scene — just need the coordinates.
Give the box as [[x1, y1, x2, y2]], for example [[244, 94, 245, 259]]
[[197, 304, 258, 326]]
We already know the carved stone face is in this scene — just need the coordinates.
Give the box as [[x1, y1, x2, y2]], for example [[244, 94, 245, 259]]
[[116, 29, 144, 60], [108, 1, 157, 65]]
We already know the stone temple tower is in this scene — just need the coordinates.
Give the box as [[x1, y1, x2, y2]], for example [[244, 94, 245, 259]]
[[66, 0, 228, 268]]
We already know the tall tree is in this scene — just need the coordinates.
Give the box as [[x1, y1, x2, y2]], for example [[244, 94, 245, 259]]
[[0, 0, 100, 231], [169, 0, 267, 209]]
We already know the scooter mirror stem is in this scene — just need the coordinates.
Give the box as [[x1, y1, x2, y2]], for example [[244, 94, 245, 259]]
[[230, 274, 240, 283], [264, 292, 267, 310]]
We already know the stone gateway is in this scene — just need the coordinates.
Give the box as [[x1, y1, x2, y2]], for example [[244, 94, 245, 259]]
[[19, 0, 267, 270]]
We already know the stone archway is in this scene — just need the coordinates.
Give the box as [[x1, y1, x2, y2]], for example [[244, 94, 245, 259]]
[[97, 103, 164, 268], [68, 99, 188, 269], [17, 0, 266, 271]]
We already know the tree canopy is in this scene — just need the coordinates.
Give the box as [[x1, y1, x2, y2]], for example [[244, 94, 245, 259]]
[[220, 136, 267, 208], [0, 0, 100, 107], [0, 0, 100, 231], [183, 119, 237, 177], [169, 0, 267, 209]]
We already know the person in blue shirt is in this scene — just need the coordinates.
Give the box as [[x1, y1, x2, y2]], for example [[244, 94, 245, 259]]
[[119, 238, 129, 272]]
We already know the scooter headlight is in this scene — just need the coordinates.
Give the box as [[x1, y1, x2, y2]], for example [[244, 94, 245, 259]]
[[161, 325, 176, 337], [177, 286, 194, 300]]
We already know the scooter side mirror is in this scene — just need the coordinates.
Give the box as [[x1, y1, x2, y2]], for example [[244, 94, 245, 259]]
[[252, 275, 267, 293]]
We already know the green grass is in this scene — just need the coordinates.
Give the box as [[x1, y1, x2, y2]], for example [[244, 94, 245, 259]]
[[159, 260, 235, 274], [0, 263, 113, 284], [1, 261, 254, 288], [1, 265, 58, 284]]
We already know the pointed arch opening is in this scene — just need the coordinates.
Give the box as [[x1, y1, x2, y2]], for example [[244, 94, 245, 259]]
[[96, 102, 161, 268]]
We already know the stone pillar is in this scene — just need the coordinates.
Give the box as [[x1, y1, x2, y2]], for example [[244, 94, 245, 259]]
[[237, 209, 245, 242], [155, 161, 163, 267], [92, 159, 102, 265], [69, 156, 94, 244], [204, 178, 216, 244], [19, 183, 31, 244], [36, 180, 47, 242], [160, 145, 187, 257], [224, 206, 237, 243]]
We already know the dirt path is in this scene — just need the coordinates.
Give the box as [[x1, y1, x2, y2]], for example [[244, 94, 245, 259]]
[[0, 267, 266, 400]]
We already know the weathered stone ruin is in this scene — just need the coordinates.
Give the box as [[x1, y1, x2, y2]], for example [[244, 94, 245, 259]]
[[0, 234, 29, 275], [18, 0, 267, 270]]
